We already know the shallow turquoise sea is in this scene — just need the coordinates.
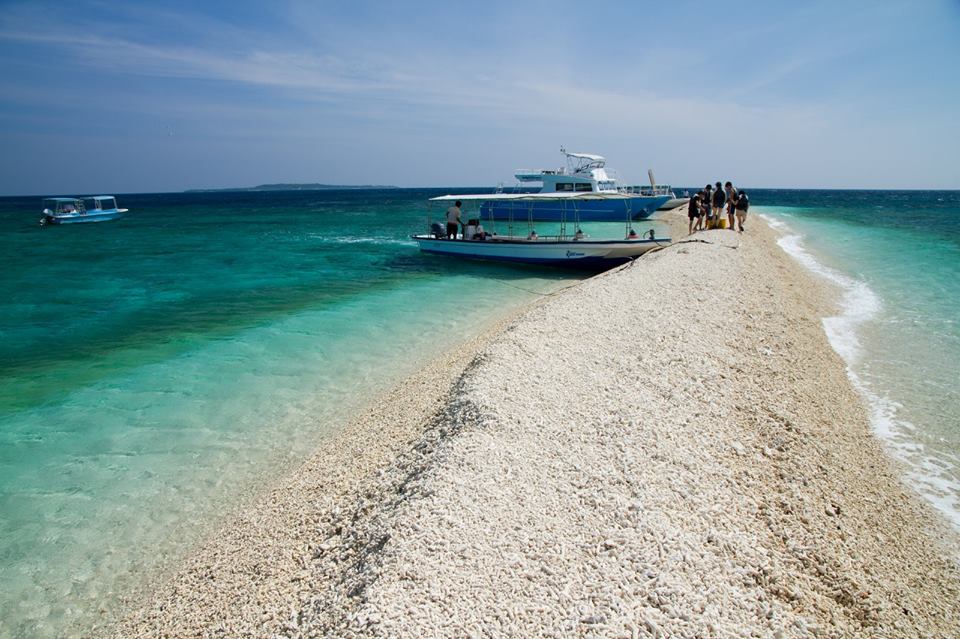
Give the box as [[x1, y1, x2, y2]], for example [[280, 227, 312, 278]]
[[1, 188, 957, 637], [754, 190, 960, 531], [1, 189, 659, 637]]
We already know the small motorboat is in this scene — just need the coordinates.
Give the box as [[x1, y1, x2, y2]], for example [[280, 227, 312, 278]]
[[41, 196, 128, 225]]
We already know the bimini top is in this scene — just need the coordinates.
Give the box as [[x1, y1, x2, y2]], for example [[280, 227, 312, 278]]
[[87, 196, 116, 201], [43, 197, 81, 202], [564, 151, 605, 164], [430, 192, 636, 202]]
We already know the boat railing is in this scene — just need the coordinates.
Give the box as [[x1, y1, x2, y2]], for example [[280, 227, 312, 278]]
[[619, 185, 674, 196], [484, 233, 577, 242], [515, 168, 567, 177]]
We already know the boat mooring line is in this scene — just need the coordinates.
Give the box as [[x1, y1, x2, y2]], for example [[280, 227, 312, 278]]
[[490, 278, 583, 297], [672, 237, 741, 250]]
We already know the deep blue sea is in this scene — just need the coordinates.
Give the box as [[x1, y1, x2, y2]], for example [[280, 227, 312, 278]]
[[0, 188, 957, 637]]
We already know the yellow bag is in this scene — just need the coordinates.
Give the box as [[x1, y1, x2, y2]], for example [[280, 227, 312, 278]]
[[717, 218, 727, 229]]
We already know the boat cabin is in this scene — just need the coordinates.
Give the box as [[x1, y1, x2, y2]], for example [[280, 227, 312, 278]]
[[514, 149, 620, 195], [84, 196, 119, 211], [42, 197, 84, 214]]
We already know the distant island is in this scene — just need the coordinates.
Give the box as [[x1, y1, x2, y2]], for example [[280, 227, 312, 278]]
[[186, 183, 399, 193]]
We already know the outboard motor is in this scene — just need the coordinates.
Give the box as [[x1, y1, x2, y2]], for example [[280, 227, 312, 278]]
[[430, 222, 446, 239]]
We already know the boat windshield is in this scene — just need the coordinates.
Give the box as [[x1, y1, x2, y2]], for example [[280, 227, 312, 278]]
[[85, 197, 115, 210], [43, 198, 82, 213]]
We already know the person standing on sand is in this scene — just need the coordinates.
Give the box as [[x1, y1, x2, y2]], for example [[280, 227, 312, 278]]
[[712, 182, 726, 228], [687, 191, 702, 235], [735, 190, 749, 232], [693, 189, 705, 232], [702, 184, 713, 230], [446, 200, 463, 240], [724, 182, 737, 231]]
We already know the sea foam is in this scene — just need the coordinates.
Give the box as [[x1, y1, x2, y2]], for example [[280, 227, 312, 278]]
[[762, 213, 960, 532]]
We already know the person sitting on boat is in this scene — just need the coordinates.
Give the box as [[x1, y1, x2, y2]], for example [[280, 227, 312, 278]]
[[627, 229, 639, 239], [446, 200, 463, 240], [472, 223, 488, 240], [527, 230, 538, 241], [574, 228, 584, 240]]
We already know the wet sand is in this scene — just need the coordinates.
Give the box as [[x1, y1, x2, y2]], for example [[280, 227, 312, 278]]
[[109, 208, 959, 638]]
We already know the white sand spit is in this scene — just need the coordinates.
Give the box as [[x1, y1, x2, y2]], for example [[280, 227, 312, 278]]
[[112, 210, 959, 639]]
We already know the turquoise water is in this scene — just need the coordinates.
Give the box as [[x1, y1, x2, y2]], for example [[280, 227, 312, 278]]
[[0, 189, 633, 638], [4, 187, 956, 637], [754, 190, 960, 530]]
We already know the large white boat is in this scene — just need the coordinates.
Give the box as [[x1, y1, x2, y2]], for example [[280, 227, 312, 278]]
[[447, 149, 672, 221], [41, 196, 127, 225], [412, 193, 670, 269]]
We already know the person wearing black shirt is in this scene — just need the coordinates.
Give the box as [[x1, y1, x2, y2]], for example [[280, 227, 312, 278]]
[[724, 182, 738, 231], [701, 184, 713, 230], [712, 182, 726, 229], [687, 191, 703, 235], [735, 190, 750, 232]]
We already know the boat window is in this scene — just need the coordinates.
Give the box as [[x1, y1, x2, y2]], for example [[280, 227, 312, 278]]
[[556, 183, 574, 192], [575, 183, 593, 192]]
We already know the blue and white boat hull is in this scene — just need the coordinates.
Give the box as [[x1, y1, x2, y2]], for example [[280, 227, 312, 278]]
[[43, 209, 126, 224], [413, 235, 669, 269], [480, 195, 670, 221]]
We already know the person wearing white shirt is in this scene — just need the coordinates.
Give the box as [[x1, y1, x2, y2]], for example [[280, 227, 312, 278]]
[[445, 200, 463, 239]]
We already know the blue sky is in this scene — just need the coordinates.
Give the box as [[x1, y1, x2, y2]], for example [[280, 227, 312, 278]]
[[0, 0, 958, 194]]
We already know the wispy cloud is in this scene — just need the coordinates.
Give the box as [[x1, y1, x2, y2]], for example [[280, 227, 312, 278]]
[[0, 0, 956, 192], [0, 29, 405, 92]]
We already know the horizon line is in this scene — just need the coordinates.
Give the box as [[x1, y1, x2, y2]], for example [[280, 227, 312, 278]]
[[3, 185, 960, 198]]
